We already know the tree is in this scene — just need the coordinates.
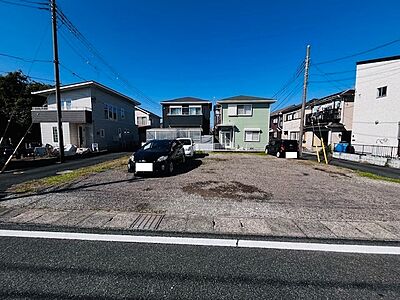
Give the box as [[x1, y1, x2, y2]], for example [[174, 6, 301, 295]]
[[0, 71, 52, 146]]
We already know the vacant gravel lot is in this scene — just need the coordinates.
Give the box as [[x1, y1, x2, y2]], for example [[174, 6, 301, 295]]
[[2, 153, 400, 223]]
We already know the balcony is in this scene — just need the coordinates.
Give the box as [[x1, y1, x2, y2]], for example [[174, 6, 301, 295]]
[[31, 107, 92, 123], [305, 108, 341, 126]]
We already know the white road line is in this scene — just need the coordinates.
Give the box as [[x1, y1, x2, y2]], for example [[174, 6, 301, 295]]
[[238, 240, 400, 255], [0, 229, 237, 247], [0, 229, 399, 255]]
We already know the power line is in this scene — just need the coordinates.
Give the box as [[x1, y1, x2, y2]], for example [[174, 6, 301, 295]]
[[0, 71, 54, 82], [311, 64, 353, 91], [272, 80, 304, 111], [0, 0, 49, 10], [0, 52, 52, 63], [272, 61, 305, 99], [59, 62, 87, 81], [54, 4, 161, 111], [313, 38, 400, 66]]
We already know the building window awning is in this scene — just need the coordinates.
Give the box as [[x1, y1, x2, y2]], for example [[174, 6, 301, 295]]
[[217, 124, 235, 128], [244, 128, 261, 131]]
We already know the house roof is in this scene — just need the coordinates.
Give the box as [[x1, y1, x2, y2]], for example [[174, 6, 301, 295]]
[[160, 97, 211, 105], [274, 89, 354, 114], [31, 81, 141, 106], [135, 106, 160, 118], [217, 95, 275, 104], [309, 89, 355, 106], [357, 55, 400, 65]]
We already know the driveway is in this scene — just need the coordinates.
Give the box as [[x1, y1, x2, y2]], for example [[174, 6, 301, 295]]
[[1, 153, 399, 240]]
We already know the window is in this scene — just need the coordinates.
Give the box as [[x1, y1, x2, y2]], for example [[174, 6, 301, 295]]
[[61, 98, 72, 110], [120, 108, 125, 119], [104, 104, 118, 120], [244, 130, 260, 142], [100, 129, 105, 138], [104, 104, 109, 119], [237, 104, 252, 116], [377, 86, 387, 98], [273, 118, 278, 124], [286, 114, 293, 121], [290, 131, 299, 140], [137, 116, 148, 126], [182, 106, 189, 115], [52, 126, 58, 143], [169, 106, 182, 115], [189, 106, 202, 115]]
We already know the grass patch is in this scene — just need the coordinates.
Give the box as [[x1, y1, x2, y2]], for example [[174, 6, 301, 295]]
[[356, 171, 400, 184], [10, 156, 129, 194]]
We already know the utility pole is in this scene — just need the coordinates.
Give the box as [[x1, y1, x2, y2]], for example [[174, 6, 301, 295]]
[[298, 45, 311, 158], [51, 0, 64, 163]]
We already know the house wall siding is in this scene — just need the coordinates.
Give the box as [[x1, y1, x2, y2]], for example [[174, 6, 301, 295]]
[[162, 104, 211, 134], [221, 102, 271, 149], [91, 87, 139, 151], [352, 59, 400, 147]]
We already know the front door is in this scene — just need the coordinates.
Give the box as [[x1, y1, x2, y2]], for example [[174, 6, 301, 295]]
[[221, 131, 232, 149]]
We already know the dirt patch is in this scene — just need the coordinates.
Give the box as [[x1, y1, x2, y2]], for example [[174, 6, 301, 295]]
[[182, 180, 272, 202]]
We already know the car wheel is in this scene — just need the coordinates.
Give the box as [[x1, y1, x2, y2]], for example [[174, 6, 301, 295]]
[[127, 161, 135, 173], [168, 161, 174, 174], [276, 151, 281, 158]]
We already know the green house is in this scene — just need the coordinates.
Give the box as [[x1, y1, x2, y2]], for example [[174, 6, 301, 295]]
[[214, 95, 276, 151]]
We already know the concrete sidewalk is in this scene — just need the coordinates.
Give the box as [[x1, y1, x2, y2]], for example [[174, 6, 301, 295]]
[[1, 207, 399, 241]]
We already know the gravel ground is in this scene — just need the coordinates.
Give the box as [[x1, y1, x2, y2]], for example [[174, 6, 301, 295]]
[[2, 153, 400, 223]]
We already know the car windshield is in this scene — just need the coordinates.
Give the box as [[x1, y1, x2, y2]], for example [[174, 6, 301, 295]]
[[142, 140, 172, 151], [178, 139, 192, 145]]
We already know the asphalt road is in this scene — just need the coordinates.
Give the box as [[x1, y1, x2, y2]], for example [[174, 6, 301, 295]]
[[0, 152, 129, 194], [303, 153, 400, 179], [0, 230, 399, 299]]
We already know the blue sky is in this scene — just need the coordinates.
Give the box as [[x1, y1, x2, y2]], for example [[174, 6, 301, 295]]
[[1, 0, 400, 114]]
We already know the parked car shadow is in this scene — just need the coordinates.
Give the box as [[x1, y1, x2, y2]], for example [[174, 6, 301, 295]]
[[193, 152, 209, 159]]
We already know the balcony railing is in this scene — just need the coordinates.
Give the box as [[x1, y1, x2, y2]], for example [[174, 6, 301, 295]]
[[305, 108, 341, 126]]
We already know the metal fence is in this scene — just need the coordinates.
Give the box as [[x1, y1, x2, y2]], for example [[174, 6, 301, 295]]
[[146, 128, 202, 142], [352, 144, 399, 158]]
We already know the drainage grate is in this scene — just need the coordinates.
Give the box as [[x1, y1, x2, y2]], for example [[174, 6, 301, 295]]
[[131, 214, 164, 230]]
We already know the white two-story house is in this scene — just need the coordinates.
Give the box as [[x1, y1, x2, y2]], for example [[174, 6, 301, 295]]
[[352, 55, 400, 156], [135, 106, 161, 144], [31, 81, 140, 151]]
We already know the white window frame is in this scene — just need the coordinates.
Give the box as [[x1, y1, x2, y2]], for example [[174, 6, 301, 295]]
[[237, 104, 252, 116], [244, 129, 260, 142], [169, 106, 182, 115], [272, 118, 278, 124], [61, 98, 72, 110], [228, 104, 237, 116], [137, 116, 148, 126], [377, 86, 387, 98], [52, 126, 58, 143], [189, 105, 202, 115]]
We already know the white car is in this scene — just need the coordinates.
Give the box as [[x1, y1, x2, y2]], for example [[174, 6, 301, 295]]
[[177, 138, 194, 158]]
